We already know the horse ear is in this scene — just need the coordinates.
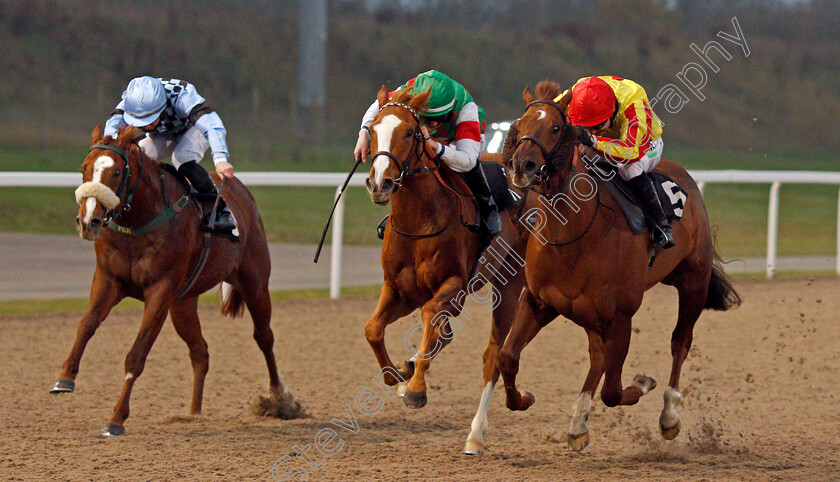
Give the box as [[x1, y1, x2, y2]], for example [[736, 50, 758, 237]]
[[116, 125, 138, 149], [377, 85, 389, 109], [556, 89, 573, 110], [91, 124, 103, 145], [409, 87, 432, 113], [522, 86, 534, 105]]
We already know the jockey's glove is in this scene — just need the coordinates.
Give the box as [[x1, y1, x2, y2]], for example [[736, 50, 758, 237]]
[[574, 125, 596, 148]]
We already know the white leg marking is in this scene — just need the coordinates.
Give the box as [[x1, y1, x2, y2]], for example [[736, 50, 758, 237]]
[[125, 373, 134, 380], [568, 392, 593, 436], [660, 387, 682, 428], [372, 114, 401, 186], [467, 382, 494, 441]]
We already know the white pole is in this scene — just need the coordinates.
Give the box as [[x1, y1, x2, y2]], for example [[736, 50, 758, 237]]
[[330, 186, 345, 299], [767, 181, 781, 279], [836, 187, 840, 276]]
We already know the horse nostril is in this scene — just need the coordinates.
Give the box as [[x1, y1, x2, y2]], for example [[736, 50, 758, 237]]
[[381, 179, 394, 193], [90, 219, 102, 229], [365, 177, 375, 192], [521, 160, 537, 174], [75, 216, 81, 227]]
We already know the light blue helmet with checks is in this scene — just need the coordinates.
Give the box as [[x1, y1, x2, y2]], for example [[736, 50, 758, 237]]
[[122, 76, 166, 127]]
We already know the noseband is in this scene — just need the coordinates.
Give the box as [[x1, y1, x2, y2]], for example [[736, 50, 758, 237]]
[[514, 100, 571, 185], [370, 101, 438, 192], [88, 143, 142, 223]]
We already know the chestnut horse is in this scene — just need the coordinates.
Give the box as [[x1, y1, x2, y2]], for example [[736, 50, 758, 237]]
[[497, 81, 740, 451], [363, 86, 530, 455], [51, 124, 293, 436]]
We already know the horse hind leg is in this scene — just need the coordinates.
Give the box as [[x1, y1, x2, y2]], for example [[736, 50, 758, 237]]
[[233, 281, 286, 397], [169, 297, 209, 415], [464, 280, 521, 456], [659, 277, 707, 440]]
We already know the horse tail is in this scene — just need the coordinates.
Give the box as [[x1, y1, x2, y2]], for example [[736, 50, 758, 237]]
[[220, 282, 246, 318], [704, 228, 742, 311]]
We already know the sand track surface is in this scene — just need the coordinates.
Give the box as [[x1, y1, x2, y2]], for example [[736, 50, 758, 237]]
[[2, 278, 839, 480]]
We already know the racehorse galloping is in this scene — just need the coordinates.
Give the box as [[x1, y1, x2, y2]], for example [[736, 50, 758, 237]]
[[498, 81, 740, 451], [51, 124, 294, 436], [363, 86, 529, 455]]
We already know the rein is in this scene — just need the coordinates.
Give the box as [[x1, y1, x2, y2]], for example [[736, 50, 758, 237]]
[[373, 101, 478, 238]]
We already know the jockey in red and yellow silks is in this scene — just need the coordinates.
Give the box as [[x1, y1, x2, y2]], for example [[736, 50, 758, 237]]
[[562, 75, 674, 250]]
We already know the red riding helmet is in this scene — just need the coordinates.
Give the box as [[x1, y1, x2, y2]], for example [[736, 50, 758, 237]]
[[567, 77, 617, 127]]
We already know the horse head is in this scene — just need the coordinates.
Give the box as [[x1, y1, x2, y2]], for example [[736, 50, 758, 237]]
[[506, 81, 577, 193], [75, 124, 143, 240], [364, 85, 432, 205]]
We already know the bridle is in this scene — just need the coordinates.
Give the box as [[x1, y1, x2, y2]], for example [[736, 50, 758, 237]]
[[88, 143, 142, 225], [512, 99, 614, 246], [514, 100, 571, 192], [370, 101, 439, 193], [370, 101, 479, 238]]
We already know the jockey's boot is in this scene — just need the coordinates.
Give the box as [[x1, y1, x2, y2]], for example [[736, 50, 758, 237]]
[[178, 161, 237, 232], [628, 172, 675, 250], [377, 215, 388, 240], [463, 163, 502, 247]]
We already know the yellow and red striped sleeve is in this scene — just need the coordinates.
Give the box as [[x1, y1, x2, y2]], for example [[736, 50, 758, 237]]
[[593, 100, 655, 164]]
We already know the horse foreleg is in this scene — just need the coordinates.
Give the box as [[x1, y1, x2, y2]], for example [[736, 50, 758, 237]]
[[660, 280, 706, 440], [498, 288, 557, 412], [169, 297, 209, 415], [101, 282, 173, 436], [402, 277, 463, 409], [51, 270, 124, 393], [464, 280, 521, 456], [567, 329, 606, 452], [365, 283, 414, 386], [600, 315, 657, 410]]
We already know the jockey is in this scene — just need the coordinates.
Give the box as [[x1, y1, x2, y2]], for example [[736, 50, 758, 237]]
[[354, 69, 501, 246], [103, 76, 237, 234], [562, 75, 675, 249]]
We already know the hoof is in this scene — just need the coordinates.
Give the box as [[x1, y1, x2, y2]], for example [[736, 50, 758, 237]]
[[49, 378, 75, 393], [567, 431, 590, 452], [100, 423, 125, 437], [660, 419, 681, 440], [463, 438, 485, 456], [394, 360, 415, 380], [402, 389, 427, 409], [632, 374, 657, 394], [506, 390, 535, 411]]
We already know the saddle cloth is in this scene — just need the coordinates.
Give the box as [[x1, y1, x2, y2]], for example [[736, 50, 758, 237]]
[[590, 163, 687, 235]]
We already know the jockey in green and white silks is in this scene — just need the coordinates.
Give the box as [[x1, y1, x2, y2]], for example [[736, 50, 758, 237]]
[[354, 70, 500, 246], [357, 70, 487, 173]]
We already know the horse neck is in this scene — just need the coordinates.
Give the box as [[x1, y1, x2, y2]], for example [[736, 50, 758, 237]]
[[110, 156, 170, 228], [537, 152, 602, 248], [390, 161, 454, 230]]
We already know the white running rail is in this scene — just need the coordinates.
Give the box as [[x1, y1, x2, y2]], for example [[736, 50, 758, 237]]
[[2, 169, 839, 295]]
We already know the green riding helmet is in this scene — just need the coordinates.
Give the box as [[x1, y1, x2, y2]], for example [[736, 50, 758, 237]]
[[406, 70, 457, 117]]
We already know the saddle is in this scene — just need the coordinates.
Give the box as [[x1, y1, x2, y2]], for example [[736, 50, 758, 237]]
[[589, 162, 687, 235], [452, 160, 519, 212], [160, 164, 238, 240]]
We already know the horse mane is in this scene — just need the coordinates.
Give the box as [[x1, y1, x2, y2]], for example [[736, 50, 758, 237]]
[[534, 80, 563, 101]]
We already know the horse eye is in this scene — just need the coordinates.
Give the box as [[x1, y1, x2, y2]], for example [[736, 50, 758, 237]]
[[113, 168, 121, 176], [405, 128, 414, 138], [552, 126, 561, 134]]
